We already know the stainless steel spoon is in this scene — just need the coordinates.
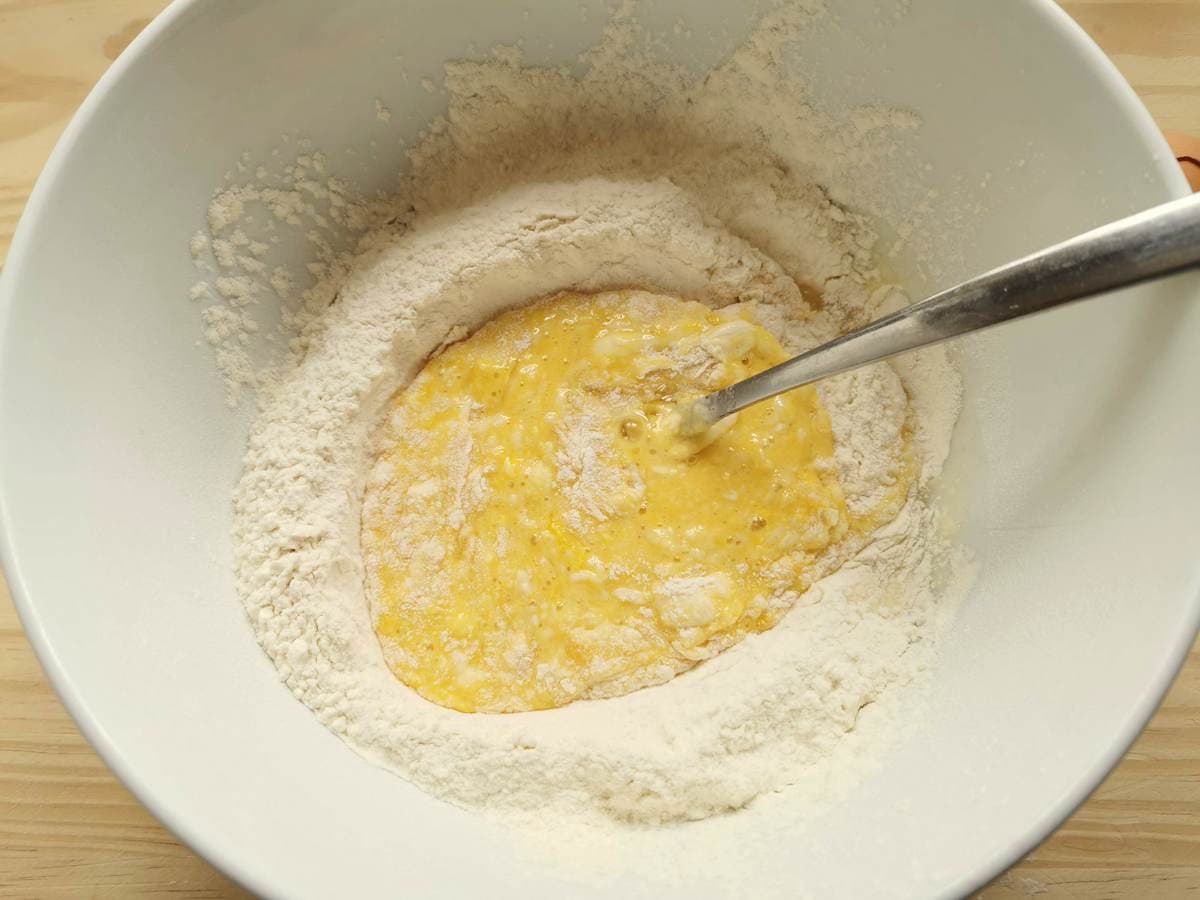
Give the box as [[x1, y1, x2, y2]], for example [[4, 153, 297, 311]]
[[681, 192, 1200, 435]]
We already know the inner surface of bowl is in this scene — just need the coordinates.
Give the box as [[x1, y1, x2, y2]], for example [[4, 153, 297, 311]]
[[2, 1, 1197, 897]]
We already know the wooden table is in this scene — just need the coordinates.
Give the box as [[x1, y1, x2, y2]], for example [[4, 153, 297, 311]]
[[1, 2, 1197, 897]]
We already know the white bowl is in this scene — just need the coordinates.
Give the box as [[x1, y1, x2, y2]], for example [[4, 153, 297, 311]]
[[2, 1, 1198, 897]]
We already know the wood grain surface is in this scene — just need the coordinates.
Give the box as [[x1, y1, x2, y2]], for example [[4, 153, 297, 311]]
[[1, 1, 1197, 897]]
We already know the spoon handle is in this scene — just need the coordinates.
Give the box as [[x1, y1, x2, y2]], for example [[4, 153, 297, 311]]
[[692, 192, 1200, 426]]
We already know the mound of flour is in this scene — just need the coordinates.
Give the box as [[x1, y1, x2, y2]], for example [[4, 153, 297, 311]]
[[207, 2, 965, 828]]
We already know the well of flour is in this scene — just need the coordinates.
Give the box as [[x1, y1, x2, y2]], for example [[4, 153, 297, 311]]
[[199, 1, 966, 829], [361, 288, 913, 716]]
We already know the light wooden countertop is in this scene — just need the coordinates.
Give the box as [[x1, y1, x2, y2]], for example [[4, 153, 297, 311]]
[[1, 1, 1198, 897]]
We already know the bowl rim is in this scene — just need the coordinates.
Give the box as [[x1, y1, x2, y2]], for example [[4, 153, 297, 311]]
[[0, 1, 1194, 898]]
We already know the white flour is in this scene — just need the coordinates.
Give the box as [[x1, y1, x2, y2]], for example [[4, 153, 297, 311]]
[[202, 1, 966, 837]]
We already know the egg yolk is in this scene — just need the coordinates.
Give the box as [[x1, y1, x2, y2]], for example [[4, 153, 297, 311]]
[[361, 290, 907, 712]]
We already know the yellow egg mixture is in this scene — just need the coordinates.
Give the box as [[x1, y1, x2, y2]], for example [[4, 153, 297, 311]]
[[361, 290, 910, 713]]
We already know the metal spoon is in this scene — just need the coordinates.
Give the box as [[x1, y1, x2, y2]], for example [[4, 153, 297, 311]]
[[681, 192, 1200, 435]]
